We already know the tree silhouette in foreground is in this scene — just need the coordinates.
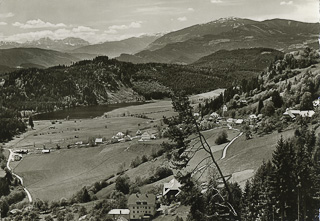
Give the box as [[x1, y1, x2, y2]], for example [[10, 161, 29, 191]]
[[162, 93, 240, 220]]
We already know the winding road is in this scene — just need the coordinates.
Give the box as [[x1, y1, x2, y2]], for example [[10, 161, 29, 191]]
[[6, 149, 33, 203]]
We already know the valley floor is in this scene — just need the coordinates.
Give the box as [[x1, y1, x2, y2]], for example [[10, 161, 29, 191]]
[[4, 93, 295, 202]]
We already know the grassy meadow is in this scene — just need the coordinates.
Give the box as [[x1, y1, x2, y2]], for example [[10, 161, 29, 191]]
[[6, 90, 296, 201]]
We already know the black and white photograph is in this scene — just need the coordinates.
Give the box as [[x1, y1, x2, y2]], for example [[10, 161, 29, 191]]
[[0, 0, 319, 220]]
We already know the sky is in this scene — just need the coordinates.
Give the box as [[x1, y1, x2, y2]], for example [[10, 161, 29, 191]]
[[0, 0, 318, 44]]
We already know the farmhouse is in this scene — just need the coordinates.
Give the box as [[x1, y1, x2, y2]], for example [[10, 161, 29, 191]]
[[128, 194, 156, 220], [116, 132, 125, 139], [95, 138, 103, 144], [108, 209, 130, 220], [140, 132, 151, 141], [163, 178, 182, 198], [283, 109, 315, 119]]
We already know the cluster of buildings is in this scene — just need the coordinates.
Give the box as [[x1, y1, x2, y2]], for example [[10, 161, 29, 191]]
[[94, 130, 157, 146], [107, 178, 182, 221]]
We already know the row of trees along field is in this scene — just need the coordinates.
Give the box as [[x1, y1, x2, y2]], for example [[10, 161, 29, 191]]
[[163, 93, 320, 220]]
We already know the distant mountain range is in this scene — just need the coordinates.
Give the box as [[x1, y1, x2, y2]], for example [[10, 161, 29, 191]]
[[0, 17, 317, 74], [0, 48, 80, 73], [117, 18, 319, 64], [0, 37, 90, 51], [73, 35, 162, 58]]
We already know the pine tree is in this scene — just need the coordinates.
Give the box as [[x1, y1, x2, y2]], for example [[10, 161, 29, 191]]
[[271, 137, 296, 221], [257, 100, 264, 114]]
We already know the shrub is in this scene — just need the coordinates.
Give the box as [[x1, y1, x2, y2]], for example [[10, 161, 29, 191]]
[[115, 175, 131, 194], [215, 131, 228, 145]]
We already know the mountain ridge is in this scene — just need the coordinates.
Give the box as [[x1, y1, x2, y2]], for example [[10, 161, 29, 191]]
[[117, 18, 319, 64]]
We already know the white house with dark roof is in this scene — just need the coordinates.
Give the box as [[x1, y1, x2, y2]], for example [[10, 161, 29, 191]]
[[163, 178, 182, 198]]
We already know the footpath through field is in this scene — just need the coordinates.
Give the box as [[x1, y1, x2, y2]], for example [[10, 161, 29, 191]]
[[220, 131, 243, 160], [7, 149, 33, 203]]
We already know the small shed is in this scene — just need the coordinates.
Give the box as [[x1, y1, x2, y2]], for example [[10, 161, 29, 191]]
[[42, 149, 50, 154], [95, 138, 103, 144]]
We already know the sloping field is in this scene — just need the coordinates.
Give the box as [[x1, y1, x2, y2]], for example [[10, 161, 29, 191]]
[[15, 140, 162, 201], [218, 129, 295, 186]]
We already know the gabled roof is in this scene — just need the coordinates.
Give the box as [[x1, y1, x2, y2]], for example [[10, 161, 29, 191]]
[[141, 131, 151, 137], [128, 194, 156, 205], [163, 178, 182, 196], [116, 132, 125, 137]]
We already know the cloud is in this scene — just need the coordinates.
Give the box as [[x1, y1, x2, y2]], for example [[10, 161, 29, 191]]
[[106, 21, 142, 34], [129, 21, 142, 28], [2, 26, 100, 43], [177, 16, 187, 22], [0, 12, 14, 18], [0, 22, 7, 26], [210, 0, 223, 3], [135, 6, 185, 15], [72, 26, 98, 32], [12, 19, 67, 29], [187, 8, 195, 12], [280, 1, 293, 5]]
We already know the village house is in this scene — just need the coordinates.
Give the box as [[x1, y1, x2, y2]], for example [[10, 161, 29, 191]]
[[283, 108, 315, 119], [95, 138, 103, 145], [116, 132, 125, 139], [163, 178, 182, 198], [140, 132, 151, 141], [107, 209, 130, 220], [128, 193, 156, 220], [235, 119, 244, 125]]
